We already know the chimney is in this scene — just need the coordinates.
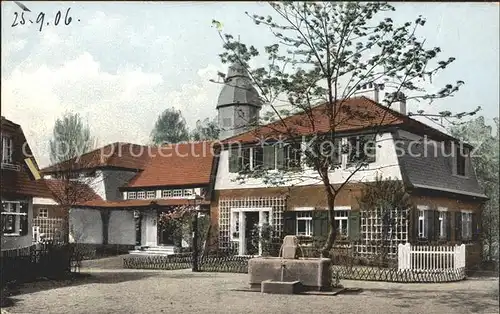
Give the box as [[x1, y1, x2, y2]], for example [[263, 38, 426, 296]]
[[353, 82, 384, 103], [393, 92, 407, 115]]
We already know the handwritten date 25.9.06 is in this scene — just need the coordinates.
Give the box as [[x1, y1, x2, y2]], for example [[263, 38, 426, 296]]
[[12, 8, 77, 32]]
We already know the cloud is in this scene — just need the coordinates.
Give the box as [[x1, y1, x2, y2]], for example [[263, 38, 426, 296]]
[[1, 51, 224, 167]]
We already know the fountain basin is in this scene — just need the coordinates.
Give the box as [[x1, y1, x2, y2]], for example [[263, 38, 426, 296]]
[[249, 257, 332, 291], [261, 280, 303, 294]]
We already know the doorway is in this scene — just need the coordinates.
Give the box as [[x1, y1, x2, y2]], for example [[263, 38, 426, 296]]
[[231, 207, 272, 256], [244, 212, 259, 255]]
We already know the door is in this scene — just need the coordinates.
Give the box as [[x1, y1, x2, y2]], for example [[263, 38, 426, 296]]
[[244, 212, 259, 255], [147, 212, 157, 246], [157, 211, 176, 246]]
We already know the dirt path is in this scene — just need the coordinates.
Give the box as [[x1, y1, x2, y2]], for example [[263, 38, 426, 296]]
[[3, 268, 498, 314]]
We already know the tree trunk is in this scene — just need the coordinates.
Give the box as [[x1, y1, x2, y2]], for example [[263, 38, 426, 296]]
[[321, 182, 337, 258]]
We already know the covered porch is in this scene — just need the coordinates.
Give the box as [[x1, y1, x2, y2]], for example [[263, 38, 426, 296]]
[[71, 198, 210, 256]]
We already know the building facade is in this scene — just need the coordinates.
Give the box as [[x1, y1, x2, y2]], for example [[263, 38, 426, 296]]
[[1, 117, 54, 250]]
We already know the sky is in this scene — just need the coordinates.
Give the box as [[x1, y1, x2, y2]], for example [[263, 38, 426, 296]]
[[1, 1, 499, 167]]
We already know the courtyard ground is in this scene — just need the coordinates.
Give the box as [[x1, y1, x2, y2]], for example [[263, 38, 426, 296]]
[[2, 256, 499, 314]]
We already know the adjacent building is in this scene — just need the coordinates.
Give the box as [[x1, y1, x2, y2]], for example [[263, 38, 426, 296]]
[[41, 141, 217, 254], [1, 117, 54, 250]]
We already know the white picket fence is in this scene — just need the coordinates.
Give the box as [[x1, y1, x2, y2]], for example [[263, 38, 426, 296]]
[[398, 243, 466, 271]]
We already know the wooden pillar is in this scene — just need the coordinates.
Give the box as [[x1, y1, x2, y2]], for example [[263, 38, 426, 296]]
[[134, 210, 142, 247]]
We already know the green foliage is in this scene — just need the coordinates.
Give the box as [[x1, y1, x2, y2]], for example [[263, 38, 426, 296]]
[[357, 176, 413, 265], [213, 1, 476, 253], [49, 113, 94, 164], [248, 222, 281, 256], [151, 107, 190, 144], [213, 2, 471, 182], [450, 116, 499, 261], [191, 117, 220, 141]]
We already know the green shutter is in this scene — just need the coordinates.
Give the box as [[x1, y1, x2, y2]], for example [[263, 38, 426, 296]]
[[446, 211, 452, 241], [348, 211, 360, 241], [283, 211, 296, 236], [276, 145, 285, 170], [228, 148, 239, 173], [455, 212, 462, 242], [427, 210, 435, 242], [364, 135, 376, 163], [312, 210, 329, 245], [263, 146, 275, 170], [471, 212, 478, 241], [410, 207, 419, 243], [253, 147, 263, 169]]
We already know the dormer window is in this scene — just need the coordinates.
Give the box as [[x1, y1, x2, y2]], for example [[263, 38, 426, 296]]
[[347, 135, 376, 165], [1, 134, 13, 164], [455, 145, 468, 177]]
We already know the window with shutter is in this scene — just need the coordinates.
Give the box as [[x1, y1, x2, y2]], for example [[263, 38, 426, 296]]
[[347, 135, 376, 165], [1, 201, 28, 236], [240, 148, 251, 172], [262, 145, 275, 170], [284, 142, 302, 170], [438, 211, 448, 240], [296, 211, 313, 237], [252, 146, 263, 170]]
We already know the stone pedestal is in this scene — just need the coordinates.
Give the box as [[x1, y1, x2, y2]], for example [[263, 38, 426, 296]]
[[261, 280, 303, 294], [248, 257, 332, 291]]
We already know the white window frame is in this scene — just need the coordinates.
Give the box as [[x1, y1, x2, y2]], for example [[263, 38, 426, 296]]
[[38, 208, 48, 218], [162, 190, 172, 198], [128, 192, 137, 200], [183, 189, 193, 197], [438, 208, 447, 240], [1, 135, 13, 164], [417, 206, 428, 239], [296, 211, 313, 237], [334, 207, 350, 238], [146, 191, 156, 199], [137, 191, 146, 199], [230, 207, 273, 256], [461, 211, 473, 240], [2, 201, 26, 236], [172, 189, 182, 198]]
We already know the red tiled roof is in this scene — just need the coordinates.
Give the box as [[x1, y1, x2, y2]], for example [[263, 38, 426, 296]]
[[1, 117, 54, 198], [44, 179, 102, 205], [223, 97, 406, 144], [223, 96, 459, 145], [80, 198, 211, 208], [41, 142, 151, 173], [126, 141, 216, 188]]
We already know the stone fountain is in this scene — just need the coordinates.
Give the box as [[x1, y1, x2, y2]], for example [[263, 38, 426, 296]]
[[248, 235, 332, 294]]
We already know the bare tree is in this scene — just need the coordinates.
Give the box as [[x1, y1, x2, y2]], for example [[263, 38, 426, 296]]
[[47, 113, 100, 243], [212, 2, 479, 256]]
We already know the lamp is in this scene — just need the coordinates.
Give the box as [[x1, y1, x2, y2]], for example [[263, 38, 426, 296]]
[[190, 194, 204, 272]]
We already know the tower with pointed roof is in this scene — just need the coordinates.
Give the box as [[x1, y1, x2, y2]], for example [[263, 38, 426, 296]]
[[216, 61, 262, 140]]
